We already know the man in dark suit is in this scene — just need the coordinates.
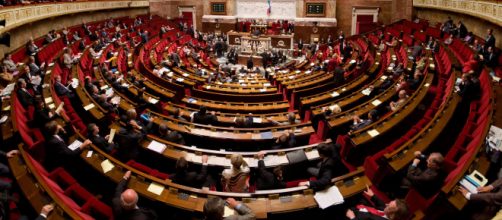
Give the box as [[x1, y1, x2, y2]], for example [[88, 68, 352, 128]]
[[192, 106, 218, 125], [402, 151, 444, 198], [158, 123, 185, 145], [255, 151, 286, 190], [32, 99, 58, 129], [112, 171, 157, 220], [333, 66, 346, 87], [87, 123, 115, 153], [53, 75, 74, 98], [485, 29, 496, 50], [459, 176, 502, 219], [170, 156, 210, 188], [247, 57, 254, 70], [16, 79, 34, 108], [346, 187, 409, 220], [458, 73, 481, 102], [44, 120, 92, 171], [298, 39, 304, 50], [272, 132, 296, 149], [299, 144, 335, 190], [203, 197, 255, 220]]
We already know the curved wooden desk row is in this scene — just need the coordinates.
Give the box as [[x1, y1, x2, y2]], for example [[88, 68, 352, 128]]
[[350, 66, 435, 146], [146, 110, 314, 142], [384, 72, 459, 172], [141, 135, 329, 168], [309, 49, 391, 117], [299, 55, 381, 111], [82, 140, 370, 219], [11, 146, 84, 220], [191, 87, 284, 103], [163, 102, 298, 124], [182, 96, 290, 114]]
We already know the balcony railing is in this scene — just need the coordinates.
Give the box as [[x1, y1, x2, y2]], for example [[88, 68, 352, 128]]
[[0, 0, 148, 34], [413, 0, 501, 26]]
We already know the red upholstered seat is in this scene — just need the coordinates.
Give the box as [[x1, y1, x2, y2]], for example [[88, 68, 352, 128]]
[[81, 197, 114, 220]]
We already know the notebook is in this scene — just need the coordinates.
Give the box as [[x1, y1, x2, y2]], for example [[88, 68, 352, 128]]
[[286, 150, 308, 164]]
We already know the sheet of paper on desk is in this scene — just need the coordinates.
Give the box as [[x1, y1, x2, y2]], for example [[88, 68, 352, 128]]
[[314, 185, 344, 209], [264, 155, 284, 166], [208, 156, 227, 167], [260, 131, 273, 139], [2, 106, 10, 111], [361, 88, 372, 96], [305, 149, 320, 160], [71, 78, 79, 89], [149, 97, 159, 104], [244, 157, 258, 167], [83, 103, 95, 111], [0, 116, 7, 124], [55, 103, 64, 114], [68, 140, 82, 151], [147, 140, 167, 153], [48, 103, 56, 109], [368, 129, 380, 137], [105, 88, 114, 97], [111, 96, 121, 105], [223, 206, 235, 217], [253, 118, 262, 123], [147, 182, 164, 196], [331, 91, 340, 97], [100, 85, 109, 90], [371, 99, 382, 106], [186, 153, 202, 164], [101, 159, 114, 173]]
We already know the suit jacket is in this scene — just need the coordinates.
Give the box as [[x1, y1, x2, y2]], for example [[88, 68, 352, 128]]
[[17, 88, 34, 108], [170, 164, 208, 188], [406, 165, 443, 198], [88, 134, 114, 153], [352, 195, 387, 220], [54, 81, 70, 97], [309, 158, 335, 190], [256, 160, 286, 190], [193, 113, 218, 125], [33, 107, 56, 128], [161, 131, 185, 145], [112, 179, 157, 220], [224, 203, 256, 220], [45, 134, 82, 170], [470, 178, 502, 205]]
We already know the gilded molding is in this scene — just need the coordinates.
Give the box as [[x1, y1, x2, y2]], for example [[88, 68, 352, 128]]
[[0, 1, 149, 34], [413, 0, 501, 26]]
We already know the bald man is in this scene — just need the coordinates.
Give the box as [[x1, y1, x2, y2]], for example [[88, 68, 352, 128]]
[[402, 151, 445, 198], [112, 171, 157, 220]]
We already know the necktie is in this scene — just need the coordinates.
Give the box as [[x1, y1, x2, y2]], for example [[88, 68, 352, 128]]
[[356, 204, 386, 217]]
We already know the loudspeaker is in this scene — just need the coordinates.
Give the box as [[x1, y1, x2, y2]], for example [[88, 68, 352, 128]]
[[0, 33, 11, 47]]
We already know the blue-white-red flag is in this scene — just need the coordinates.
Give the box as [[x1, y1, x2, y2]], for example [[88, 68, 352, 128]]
[[267, 0, 271, 16]]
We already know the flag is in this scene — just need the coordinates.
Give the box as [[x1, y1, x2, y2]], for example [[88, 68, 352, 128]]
[[267, 0, 271, 16]]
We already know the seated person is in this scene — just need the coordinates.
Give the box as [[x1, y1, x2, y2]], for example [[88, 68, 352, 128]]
[[272, 131, 296, 149], [87, 123, 116, 153], [192, 106, 218, 125], [169, 107, 187, 121], [255, 151, 286, 190], [2, 53, 18, 73], [402, 151, 444, 198], [32, 99, 59, 128], [158, 123, 185, 145], [458, 73, 480, 102], [97, 94, 118, 113], [44, 120, 92, 170], [459, 177, 502, 219], [350, 110, 379, 132], [235, 114, 253, 128], [222, 154, 250, 192], [407, 70, 423, 91], [390, 90, 409, 111], [346, 187, 409, 220], [267, 112, 301, 126], [170, 155, 210, 188], [16, 78, 35, 108], [53, 75, 74, 98], [299, 144, 335, 190], [203, 197, 255, 220]]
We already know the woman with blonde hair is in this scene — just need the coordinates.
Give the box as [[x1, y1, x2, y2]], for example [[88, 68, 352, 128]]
[[221, 154, 250, 192]]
